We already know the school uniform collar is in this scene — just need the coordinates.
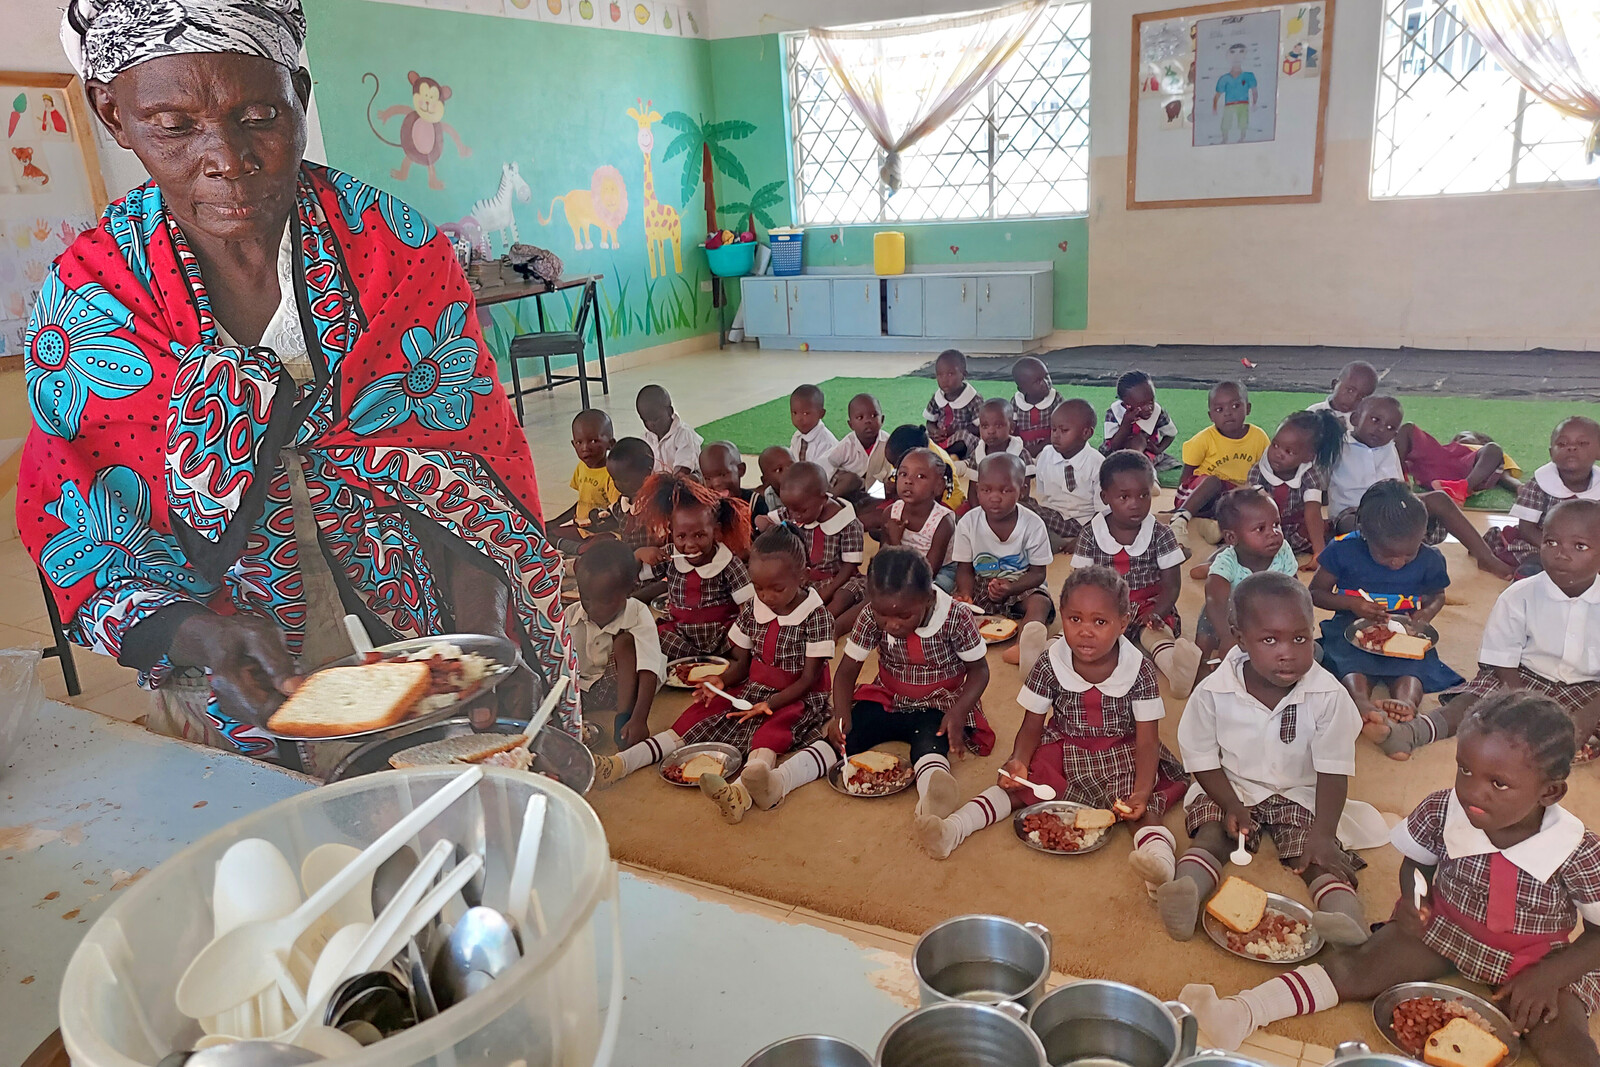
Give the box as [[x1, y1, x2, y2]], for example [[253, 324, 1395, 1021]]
[[573, 598, 643, 636], [1442, 790, 1585, 882], [935, 383, 979, 409], [1114, 399, 1164, 434], [648, 415, 685, 442], [1046, 636, 1144, 697], [1212, 645, 1344, 710], [673, 542, 734, 577], [1531, 570, 1600, 605], [915, 587, 955, 637], [976, 437, 1023, 461], [1013, 390, 1056, 413], [1256, 455, 1312, 489], [801, 498, 857, 535], [750, 588, 825, 626], [798, 423, 832, 443], [1534, 462, 1600, 501], [1090, 512, 1156, 556]]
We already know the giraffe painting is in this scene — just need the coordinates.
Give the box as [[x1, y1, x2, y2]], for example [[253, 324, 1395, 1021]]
[[627, 99, 682, 278]]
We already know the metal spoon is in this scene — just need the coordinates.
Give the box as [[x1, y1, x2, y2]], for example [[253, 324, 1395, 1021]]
[[370, 845, 419, 919], [1230, 831, 1253, 866], [703, 681, 752, 712], [429, 906, 522, 1009]]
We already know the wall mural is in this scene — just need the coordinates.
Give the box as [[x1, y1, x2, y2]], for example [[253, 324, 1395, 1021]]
[[538, 164, 629, 250], [364, 71, 473, 190], [627, 100, 682, 278], [469, 161, 533, 256]]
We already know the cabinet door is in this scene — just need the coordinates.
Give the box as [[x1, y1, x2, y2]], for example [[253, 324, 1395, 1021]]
[[787, 279, 833, 337], [740, 278, 789, 337], [976, 276, 1034, 339], [885, 277, 923, 336], [831, 278, 881, 336], [921, 276, 977, 338]]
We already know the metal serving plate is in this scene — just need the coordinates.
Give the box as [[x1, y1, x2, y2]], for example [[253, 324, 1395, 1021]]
[[659, 742, 743, 787], [1202, 891, 1323, 965], [267, 633, 521, 742], [1343, 618, 1442, 657], [663, 656, 731, 689], [1012, 799, 1113, 855], [827, 754, 913, 798], [328, 715, 594, 794], [1372, 982, 1520, 1067]]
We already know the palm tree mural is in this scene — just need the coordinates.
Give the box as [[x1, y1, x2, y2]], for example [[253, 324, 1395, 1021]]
[[717, 180, 788, 232], [658, 110, 754, 234]]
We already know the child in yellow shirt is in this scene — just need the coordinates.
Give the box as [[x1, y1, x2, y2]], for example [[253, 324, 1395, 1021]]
[[553, 410, 620, 547], [1170, 381, 1269, 545]]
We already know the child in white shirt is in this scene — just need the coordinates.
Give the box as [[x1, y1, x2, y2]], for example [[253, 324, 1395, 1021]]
[[569, 540, 666, 747], [952, 453, 1056, 675], [637, 384, 702, 474], [789, 383, 839, 478], [956, 398, 1030, 499], [1027, 397, 1102, 552]]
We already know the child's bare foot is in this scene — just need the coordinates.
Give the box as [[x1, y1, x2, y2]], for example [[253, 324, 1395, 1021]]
[[1361, 716, 1394, 747], [1001, 643, 1021, 665], [1377, 699, 1417, 722]]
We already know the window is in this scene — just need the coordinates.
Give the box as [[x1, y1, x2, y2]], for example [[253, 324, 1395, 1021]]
[[785, 1, 1091, 226], [1372, 0, 1599, 197]]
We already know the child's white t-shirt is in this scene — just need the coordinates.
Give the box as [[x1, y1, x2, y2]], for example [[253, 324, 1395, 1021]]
[[950, 506, 1053, 583]]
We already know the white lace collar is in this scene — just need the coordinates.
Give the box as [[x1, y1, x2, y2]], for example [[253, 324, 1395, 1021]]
[[1442, 790, 1585, 882], [1534, 462, 1600, 501], [1012, 390, 1057, 413], [800, 498, 857, 535], [933, 383, 980, 409], [1255, 455, 1312, 489], [1090, 512, 1155, 556], [1046, 635, 1143, 697], [750, 587, 825, 626], [975, 437, 1024, 461], [915, 587, 955, 637], [673, 542, 734, 577]]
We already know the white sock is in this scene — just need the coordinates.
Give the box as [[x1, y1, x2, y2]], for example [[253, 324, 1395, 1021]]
[[621, 730, 681, 774], [1182, 965, 1338, 1051], [953, 786, 1011, 839], [773, 740, 837, 798], [1129, 825, 1176, 886], [1019, 621, 1049, 676], [913, 752, 959, 818]]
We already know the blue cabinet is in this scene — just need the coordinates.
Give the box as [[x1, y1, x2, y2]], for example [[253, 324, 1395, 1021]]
[[786, 279, 833, 336], [741, 278, 788, 337], [885, 277, 923, 336], [831, 277, 881, 336], [921, 276, 977, 339], [976, 275, 1034, 339]]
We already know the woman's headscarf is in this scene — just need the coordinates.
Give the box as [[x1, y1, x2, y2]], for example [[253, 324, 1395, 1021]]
[[61, 0, 307, 84]]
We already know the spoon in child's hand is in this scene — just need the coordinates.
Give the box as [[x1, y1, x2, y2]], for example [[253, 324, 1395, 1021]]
[[999, 770, 1057, 801], [1230, 831, 1253, 866], [704, 682, 753, 712]]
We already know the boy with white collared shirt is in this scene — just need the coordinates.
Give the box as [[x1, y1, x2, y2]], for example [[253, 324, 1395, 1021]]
[[1028, 398, 1103, 552], [789, 383, 840, 479], [636, 384, 703, 474], [570, 540, 667, 753]]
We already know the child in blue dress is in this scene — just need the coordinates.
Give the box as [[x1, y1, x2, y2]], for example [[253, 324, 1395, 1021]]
[[1310, 480, 1462, 731]]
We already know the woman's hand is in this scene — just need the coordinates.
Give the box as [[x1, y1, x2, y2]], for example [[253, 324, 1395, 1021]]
[[169, 613, 301, 727]]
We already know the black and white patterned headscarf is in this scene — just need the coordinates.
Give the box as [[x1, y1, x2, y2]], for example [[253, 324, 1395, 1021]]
[[61, 0, 306, 83]]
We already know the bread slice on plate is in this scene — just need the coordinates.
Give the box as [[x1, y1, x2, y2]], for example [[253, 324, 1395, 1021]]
[[389, 733, 527, 769], [683, 663, 724, 683], [267, 661, 431, 738], [1382, 632, 1433, 660], [678, 752, 727, 781], [1074, 807, 1117, 830], [1424, 1017, 1508, 1067], [848, 750, 902, 774], [979, 618, 1018, 642], [1205, 875, 1269, 934]]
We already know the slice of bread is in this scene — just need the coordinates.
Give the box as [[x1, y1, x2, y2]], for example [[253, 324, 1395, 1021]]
[[678, 753, 726, 781], [849, 750, 902, 774], [979, 618, 1018, 641], [1075, 808, 1117, 830], [1205, 876, 1269, 934], [268, 661, 432, 738], [1383, 632, 1433, 660], [1424, 1017, 1507, 1067], [388, 733, 526, 769], [684, 663, 724, 683]]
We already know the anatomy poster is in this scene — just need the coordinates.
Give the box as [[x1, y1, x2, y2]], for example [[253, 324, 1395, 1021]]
[[1193, 10, 1279, 147]]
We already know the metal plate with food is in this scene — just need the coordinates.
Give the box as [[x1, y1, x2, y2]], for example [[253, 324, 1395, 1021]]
[[659, 742, 743, 787], [1202, 891, 1323, 964], [827, 750, 913, 798], [265, 634, 521, 742], [328, 715, 595, 793], [650, 595, 669, 620], [663, 656, 731, 689], [1373, 982, 1519, 1067], [1344, 618, 1441, 660], [1012, 800, 1115, 855]]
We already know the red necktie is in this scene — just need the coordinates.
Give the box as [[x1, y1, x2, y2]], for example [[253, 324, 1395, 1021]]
[[762, 620, 781, 663], [1083, 686, 1104, 730], [1271, 482, 1290, 512], [1112, 549, 1132, 576], [683, 569, 702, 607], [907, 633, 927, 665], [1487, 853, 1519, 934], [810, 525, 825, 565], [940, 405, 955, 434]]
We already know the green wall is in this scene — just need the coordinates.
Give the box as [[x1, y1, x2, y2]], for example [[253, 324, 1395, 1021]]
[[707, 33, 1089, 331], [304, 0, 719, 368]]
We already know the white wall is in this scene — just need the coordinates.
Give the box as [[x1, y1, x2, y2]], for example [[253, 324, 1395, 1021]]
[[709, 0, 1600, 351]]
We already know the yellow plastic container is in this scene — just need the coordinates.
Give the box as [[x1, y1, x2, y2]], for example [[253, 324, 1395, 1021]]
[[874, 231, 906, 275]]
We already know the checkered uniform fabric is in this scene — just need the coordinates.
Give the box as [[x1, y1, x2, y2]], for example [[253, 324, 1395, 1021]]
[[1185, 792, 1364, 872], [1450, 666, 1600, 762], [657, 555, 751, 660], [1022, 498, 1084, 544], [1012, 394, 1063, 457], [1073, 521, 1182, 634], [774, 502, 869, 605], [1405, 790, 1600, 1011], [618, 508, 656, 553], [849, 602, 984, 720], [926, 389, 983, 455], [1485, 480, 1559, 568], [1250, 463, 1327, 555]]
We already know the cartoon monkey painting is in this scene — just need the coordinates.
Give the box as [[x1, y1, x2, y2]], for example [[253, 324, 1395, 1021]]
[[364, 71, 471, 190]]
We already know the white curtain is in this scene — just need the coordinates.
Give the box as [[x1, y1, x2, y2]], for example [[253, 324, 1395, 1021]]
[[811, 0, 1051, 191], [1460, 0, 1600, 160]]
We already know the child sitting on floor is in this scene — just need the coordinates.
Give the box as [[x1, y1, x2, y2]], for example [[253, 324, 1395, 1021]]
[[917, 566, 1190, 893], [570, 540, 665, 747], [1163, 572, 1371, 947], [1027, 398, 1102, 553], [953, 453, 1056, 675], [751, 445, 793, 530], [635, 473, 754, 662], [1183, 692, 1600, 1067], [1071, 450, 1200, 696], [1398, 424, 1519, 504], [1373, 499, 1600, 763], [1011, 356, 1063, 458], [789, 383, 839, 476], [1308, 360, 1378, 433], [1102, 369, 1179, 471], [551, 409, 620, 546], [1248, 409, 1343, 561], [1311, 480, 1461, 727], [924, 348, 983, 459], [605, 437, 662, 557], [1195, 489, 1299, 682], [826, 392, 891, 513], [1169, 381, 1270, 546], [884, 447, 958, 592], [958, 398, 1029, 500], [637, 384, 702, 474], [1486, 416, 1600, 576], [772, 460, 866, 633], [886, 424, 966, 514], [834, 549, 993, 819], [698, 440, 749, 501]]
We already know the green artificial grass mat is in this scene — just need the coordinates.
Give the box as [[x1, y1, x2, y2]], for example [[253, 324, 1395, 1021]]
[[694, 376, 1575, 512]]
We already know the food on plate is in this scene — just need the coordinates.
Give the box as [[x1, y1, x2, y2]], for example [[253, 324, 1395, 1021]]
[[673, 661, 725, 685], [1112, 798, 1136, 817], [267, 661, 432, 738], [1354, 624, 1433, 660], [843, 751, 911, 795], [388, 733, 530, 769], [1424, 1017, 1508, 1067], [1021, 810, 1108, 852], [664, 752, 726, 784], [1074, 807, 1116, 831], [358, 642, 497, 714], [979, 618, 1018, 642], [1392, 997, 1501, 1062], [1225, 909, 1310, 962], [1205, 876, 1270, 934]]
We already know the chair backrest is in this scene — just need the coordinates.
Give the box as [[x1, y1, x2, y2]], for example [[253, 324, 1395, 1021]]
[[571, 277, 596, 340]]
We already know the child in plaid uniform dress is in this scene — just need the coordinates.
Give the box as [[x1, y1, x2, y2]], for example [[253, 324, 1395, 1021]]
[[772, 461, 867, 629], [656, 544, 753, 660], [1484, 419, 1600, 574], [1249, 409, 1343, 558], [1011, 356, 1063, 458], [924, 349, 983, 458], [632, 473, 754, 662], [1071, 513, 1185, 636], [1183, 692, 1600, 1065]]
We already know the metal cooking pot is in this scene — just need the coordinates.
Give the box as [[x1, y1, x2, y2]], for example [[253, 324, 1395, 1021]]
[[740, 1034, 874, 1067], [913, 914, 1053, 1011], [1027, 979, 1198, 1067], [329, 716, 595, 793], [1170, 1054, 1270, 1067], [1325, 1041, 1426, 1067], [877, 1002, 1049, 1067]]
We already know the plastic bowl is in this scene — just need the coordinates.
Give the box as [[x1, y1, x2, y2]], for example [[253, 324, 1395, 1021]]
[[706, 240, 756, 278], [59, 768, 620, 1067]]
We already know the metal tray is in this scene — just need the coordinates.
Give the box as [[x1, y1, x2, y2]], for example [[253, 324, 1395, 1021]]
[[1202, 891, 1323, 965], [827, 754, 913, 798], [1343, 618, 1442, 658], [1012, 800, 1113, 855], [328, 715, 594, 794], [663, 656, 731, 689], [267, 634, 521, 742], [1372, 982, 1520, 1067], [659, 742, 743, 787]]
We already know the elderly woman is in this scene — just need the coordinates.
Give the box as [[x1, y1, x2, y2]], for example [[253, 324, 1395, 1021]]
[[20, 0, 576, 766]]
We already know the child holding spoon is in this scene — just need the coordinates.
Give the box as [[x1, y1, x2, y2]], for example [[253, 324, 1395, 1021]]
[[915, 566, 1188, 897], [635, 473, 755, 662]]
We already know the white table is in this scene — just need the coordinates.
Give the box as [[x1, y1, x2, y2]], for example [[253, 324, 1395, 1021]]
[[1, 704, 909, 1066]]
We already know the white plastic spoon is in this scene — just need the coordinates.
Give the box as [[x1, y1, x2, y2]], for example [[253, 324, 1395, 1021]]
[[999, 770, 1058, 802], [521, 675, 570, 741], [1413, 868, 1429, 911], [1230, 830, 1253, 866], [375, 853, 484, 965], [506, 795, 548, 939], [176, 767, 482, 1020], [703, 682, 753, 712], [343, 615, 374, 655]]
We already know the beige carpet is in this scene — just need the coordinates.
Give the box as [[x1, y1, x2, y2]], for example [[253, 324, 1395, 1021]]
[[586, 509, 1600, 1051]]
